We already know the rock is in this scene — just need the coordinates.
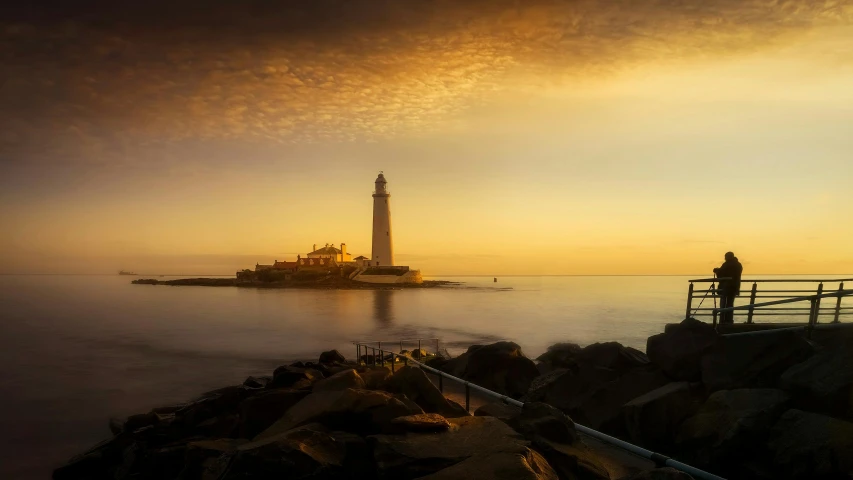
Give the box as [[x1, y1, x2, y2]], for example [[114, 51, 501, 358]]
[[779, 348, 853, 419], [416, 449, 559, 480], [569, 366, 669, 431], [313, 369, 367, 392], [124, 412, 159, 432], [109, 417, 124, 435], [268, 365, 324, 389], [768, 409, 853, 479], [183, 439, 247, 480], [369, 416, 532, 478], [623, 382, 703, 450], [700, 330, 814, 392], [173, 385, 254, 430], [390, 413, 452, 432], [255, 388, 423, 439], [524, 366, 619, 407], [242, 375, 271, 389], [508, 402, 580, 445], [134, 442, 188, 479], [536, 343, 582, 373], [238, 389, 310, 438], [328, 430, 373, 478], [425, 356, 448, 369], [442, 342, 540, 398], [53, 434, 133, 480], [619, 467, 694, 479], [578, 342, 650, 373], [386, 366, 469, 418], [475, 402, 523, 421], [357, 365, 393, 390], [195, 413, 240, 438], [222, 425, 347, 479], [647, 318, 717, 381], [319, 349, 346, 364], [676, 389, 789, 468]]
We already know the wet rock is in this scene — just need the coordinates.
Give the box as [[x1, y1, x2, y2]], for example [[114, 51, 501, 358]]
[[676, 389, 789, 468], [357, 365, 393, 390], [569, 366, 669, 431], [623, 382, 703, 450], [319, 349, 346, 364], [779, 348, 853, 419], [578, 342, 650, 373], [222, 426, 347, 479], [183, 439, 247, 480], [619, 467, 694, 480], [390, 413, 452, 433], [442, 342, 540, 398], [700, 330, 814, 392], [328, 430, 374, 478], [53, 434, 133, 480], [768, 409, 853, 479], [647, 318, 717, 381], [524, 366, 619, 407], [369, 416, 531, 479], [474, 402, 523, 421], [508, 402, 580, 445], [255, 388, 423, 439], [109, 417, 124, 435], [268, 365, 324, 389], [242, 375, 271, 389], [313, 369, 367, 392], [425, 356, 449, 370], [536, 343, 582, 374], [386, 366, 469, 418], [417, 449, 559, 480], [195, 413, 240, 438], [124, 412, 159, 432], [238, 389, 309, 439]]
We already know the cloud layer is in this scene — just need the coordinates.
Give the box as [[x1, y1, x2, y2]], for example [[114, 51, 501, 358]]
[[2, 0, 851, 164]]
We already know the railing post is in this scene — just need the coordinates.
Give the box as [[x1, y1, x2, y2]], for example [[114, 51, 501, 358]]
[[404, 356, 408, 366], [379, 342, 384, 366], [400, 340, 403, 353], [357, 344, 360, 365], [834, 282, 844, 323], [436, 339, 440, 358], [813, 283, 824, 325], [685, 282, 694, 319], [439, 374, 443, 393], [465, 383, 470, 412], [712, 308, 718, 328], [747, 282, 758, 324], [418, 340, 422, 359], [391, 354, 395, 372], [372, 347, 377, 366], [807, 298, 817, 339]]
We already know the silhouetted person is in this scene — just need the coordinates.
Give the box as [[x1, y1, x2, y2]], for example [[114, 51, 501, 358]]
[[713, 252, 743, 324]]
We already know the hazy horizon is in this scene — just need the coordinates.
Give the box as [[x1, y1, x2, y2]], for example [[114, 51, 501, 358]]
[[3, 1, 852, 275]]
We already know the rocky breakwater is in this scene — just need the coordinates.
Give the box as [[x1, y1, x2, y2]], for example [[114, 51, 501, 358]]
[[54, 349, 680, 480]]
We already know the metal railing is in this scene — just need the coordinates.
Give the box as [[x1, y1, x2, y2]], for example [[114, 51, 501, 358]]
[[712, 288, 853, 330], [686, 278, 853, 325], [352, 340, 725, 480]]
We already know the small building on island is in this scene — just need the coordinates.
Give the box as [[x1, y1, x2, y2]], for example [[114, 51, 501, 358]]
[[307, 243, 352, 263]]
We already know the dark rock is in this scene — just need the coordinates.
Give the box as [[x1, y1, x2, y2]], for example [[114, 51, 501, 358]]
[[779, 348, 853, 419], [238, 389, 309, 439], [386, 366, 469, 418], [222, 425, 347, 479], [441, 342, 540, 398], [416, 449, 559, 480], [242, 376, 272, 389], [508, 402, 580, 445], [182, 439, 247, 480], [268, 365, 324, 389], [53, 434, 133, 480], [255, 388, 423, 439], [390, 413, 452, 433], [524, 366, 619, 407], [356, 365, 393, 390], [425, 356, 448, 369], [328, 430, 374, 478], [475, 402, 523, 421], [569, 366, 669, 431], [319, 349, 346, 364], [124, 412, 159, 432], [623, 382, 703, 450], [619, 467, 694, 479], [700, 330, 814, 391], [313, 369, 366, 392], [369, 416, 531, 479], [647, 318, 717, 381], [151, 404, 185, 415], [578, 342, 650, 373], [536, 343, 582, 373], [109, 417, 124, 435], [676, 389, 789, 468], [768, 409, 853, 479], [195, 413, 240, 438]]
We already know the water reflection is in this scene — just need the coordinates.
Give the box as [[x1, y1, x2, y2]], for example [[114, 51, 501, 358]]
[[372, 289, 395, 326]]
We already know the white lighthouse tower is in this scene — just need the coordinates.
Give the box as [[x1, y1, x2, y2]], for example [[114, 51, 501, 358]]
[[371, 172, 394, 266]]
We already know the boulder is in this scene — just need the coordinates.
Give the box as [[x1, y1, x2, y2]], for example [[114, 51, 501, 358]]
[[255, 388, 423, 439], [569, 366, 669, 431], [319, 349, 346, 364], [109, 417, 124, 435], [369, 416, 532, 479], [195, 413, 240, 438], [416, 449, 559, 480], [778, 348, 853, 419], [53, 434, 133, 480], [475, 402, 523, 421], [768, 409, 853, 479], [238, 389, 310, 438], [124, 412, 159, 432], [676, 389, 789, 467], [700, 330, 814, 392], [386, 366, 469, 418], [268, 365, 324, 389], [507, 402, 580, 445], [619, 468, 694, 480], [222, 425, 347, 479], [313, 369, 366, 392], [442, 342, 540, 398], [242, 376, 272, 389], [647, 318, 717, 381], [390, 413, 452, 433], [536, 343, 582, 373], [183, 439, 247, 479], [174, 385, 254, 429], [577, 342, 650, 373], [133, 442, 189, 479], [623, 382, 703, 450], [524, 366, 619, 407], [356, 365, 393, 390]]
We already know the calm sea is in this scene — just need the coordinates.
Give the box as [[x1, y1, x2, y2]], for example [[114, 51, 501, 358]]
[[0, 274, 848, 478]]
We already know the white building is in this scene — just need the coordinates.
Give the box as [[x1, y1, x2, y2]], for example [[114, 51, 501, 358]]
[[371, 172, 394, 266], [307, 243, 352, 263]]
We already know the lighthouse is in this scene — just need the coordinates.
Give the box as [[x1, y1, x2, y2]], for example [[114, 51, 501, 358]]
[[371, 172, 394, 266]]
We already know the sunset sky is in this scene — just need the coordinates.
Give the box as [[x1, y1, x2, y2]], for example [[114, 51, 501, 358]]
[[1, 0, 852, 275]]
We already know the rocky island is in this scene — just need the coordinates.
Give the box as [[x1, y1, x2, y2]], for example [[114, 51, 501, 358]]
[[54, 320, 853, 480], [131, 274, 457, 290]]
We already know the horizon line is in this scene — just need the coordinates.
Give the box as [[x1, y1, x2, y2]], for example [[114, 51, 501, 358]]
[[1, 273, 852, 277]]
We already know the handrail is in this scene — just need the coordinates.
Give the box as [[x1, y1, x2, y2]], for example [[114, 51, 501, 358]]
[[688, 277, 853, 283], [352, 342, 726, 480], [714, 289, 853, 312]]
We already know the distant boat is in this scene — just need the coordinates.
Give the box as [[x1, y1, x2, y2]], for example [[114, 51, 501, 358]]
[[118, 270, 138, 276]]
